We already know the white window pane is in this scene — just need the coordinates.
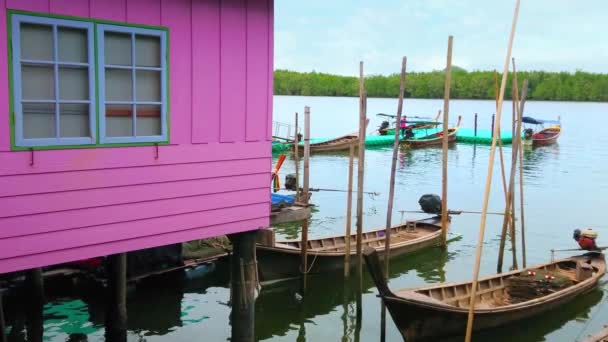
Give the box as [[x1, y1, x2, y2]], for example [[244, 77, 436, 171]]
[[106, 104, 133, 137], [21, 23, 53, 61], [22, 65, 55, 100], [58, 27, 87, 63], [105, 32, 131, 66], [23, 102, 55, 138], [105, 68, 132, 101], [60, 103, 89, 137], [135, 35, 160, 67], [136, 104, 161, 136], [136, 70, 160, 102], [59, 67, 88, 100]]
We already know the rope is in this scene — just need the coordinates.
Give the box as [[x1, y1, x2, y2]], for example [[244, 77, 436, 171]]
[[299, 252, 320, 275]]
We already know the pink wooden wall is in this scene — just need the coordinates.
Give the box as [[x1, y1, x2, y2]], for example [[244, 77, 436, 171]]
[[0, 0, 273, 273]]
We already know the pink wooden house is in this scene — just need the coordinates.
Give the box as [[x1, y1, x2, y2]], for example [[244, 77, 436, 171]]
[[0, 0, 273, 274]]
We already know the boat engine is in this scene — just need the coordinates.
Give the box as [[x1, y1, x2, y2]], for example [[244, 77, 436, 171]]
[[285, 173, 297, 191], [418, 194, 442, 214], [573, 228, 599, 251], [379, 120, 390, 131]]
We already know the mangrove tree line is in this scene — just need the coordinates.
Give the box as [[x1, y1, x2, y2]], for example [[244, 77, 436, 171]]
[[274, 69, 608, 101]]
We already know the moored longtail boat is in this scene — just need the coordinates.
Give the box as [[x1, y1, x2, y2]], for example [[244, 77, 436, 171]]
[[402, 116, 461, 148], [377, 111, 442, 136], [363, 247, 606, 341], [292, 132, 359, 153], [256, 216, 446, 281], [522, 116, 561, 146]]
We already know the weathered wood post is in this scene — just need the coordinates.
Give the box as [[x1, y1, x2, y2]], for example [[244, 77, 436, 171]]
[[344, 144, 355, 277], [24, 268, 44, 342], [491, 114, 495, 138], [441, 36, 453, 247], [465, 0, 521, 340], [474, 113, 478, 136], [228, 231, 258, 342], [0, 289, 7, 342], [294, 112, 300, 201], [355, 62, 367, 321], [381, 56, 407, 342], [105, 254, 127, 342], [300, 106, 311, 293], [518, 88, 527, 267]]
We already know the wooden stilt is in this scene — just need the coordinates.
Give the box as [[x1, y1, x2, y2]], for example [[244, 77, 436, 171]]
[[228, 231, 257, 342], [494, 71, 510, 206], [300, 106, 311, 293], [24, 268, 44, 342], [0, 289, 6, 342], [344, 144, 355, 277], [381, 56, 407, 342], [465, 1, 521, 340], [441, 36, 453, 247], [356, 62, 367, 319], [105, 254, 127, 342], [518, 83, 528, 267], [294, 112, 300, 201]]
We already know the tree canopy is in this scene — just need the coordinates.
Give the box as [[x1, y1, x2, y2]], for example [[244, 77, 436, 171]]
[[274, 69, 608, 102]]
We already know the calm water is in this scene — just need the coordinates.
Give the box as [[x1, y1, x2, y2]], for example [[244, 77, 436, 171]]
[[5, 96, 608, 341]]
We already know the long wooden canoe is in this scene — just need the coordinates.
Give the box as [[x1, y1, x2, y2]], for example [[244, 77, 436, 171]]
[[293, 132, 359, 153], [526, 125, 561, 146], [379, 111, 442, 136], [364, 247, 606, 341], [257, 216, 446, 281], [403, 116, 461, 148]]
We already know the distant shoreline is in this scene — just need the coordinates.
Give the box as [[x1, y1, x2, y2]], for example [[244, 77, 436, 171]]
[[274, 69, 608, 102]]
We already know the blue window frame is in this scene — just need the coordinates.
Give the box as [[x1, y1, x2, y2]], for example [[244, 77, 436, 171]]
[[11, 14, 96, 147], [97, 24, 167, 144]]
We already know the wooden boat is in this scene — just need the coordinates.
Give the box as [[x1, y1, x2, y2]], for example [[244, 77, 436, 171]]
[[292, 132, 359, 153], [378, 112, 441, 136], [522, 116, 561, 146], [257, 216, 447, 281], [581, 325, 608, 342], [364, 247, 606, 341], [402, 116, 461, 148]]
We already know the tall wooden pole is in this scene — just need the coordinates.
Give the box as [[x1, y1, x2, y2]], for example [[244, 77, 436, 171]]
[[518, 86, 527, 268], [105, 254, 127, 342], [294, 112, 300, 201], [300, 106, 311, 293], [0, 290, 5, 342], [355, 62, 367, 320], [441, 36, 453, 247], [380, 56, 407, 342], [494, 71, 509, 205], [344, 144, 355, 277], [465, 0, 521, 340], [228, 231, 258, 342]]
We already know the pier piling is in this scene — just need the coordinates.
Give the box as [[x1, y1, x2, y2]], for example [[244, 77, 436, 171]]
[[24, 268, 44, 342], [0, 289, 6, 342], [300, 106, 311, 294], [474, 113, 478, 136], [344, 144, 354, 277], [355, 61, 367, 320], [228, 231, 258, 342], [105, 253, 127, 342], [441, 36, 453, 248]]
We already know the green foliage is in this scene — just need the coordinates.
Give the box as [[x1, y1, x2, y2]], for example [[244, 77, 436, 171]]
[[274, 69, 608, 101]]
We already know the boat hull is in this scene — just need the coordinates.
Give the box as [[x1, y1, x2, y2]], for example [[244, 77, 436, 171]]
[[372, 254, 605, 341], [404, 132, 457, 148], [529, 126, 561, 146], [257, 218, 444, 281], [293, 136, 359, 153]]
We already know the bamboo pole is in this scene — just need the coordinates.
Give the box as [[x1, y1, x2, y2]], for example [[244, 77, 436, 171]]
[[344, 144, 354, 277], [440, 37, 453, 247], [518, 96, 527, 268], [464, 1, 521, 340], [497, 76, 521, 273], [294, 112, 300, 201], [300, 106, 311, 293], [494, 71, 509, 205], [380, 56, 407, 342], [356, 61, 367, 297], [511, 77, 528, 269]]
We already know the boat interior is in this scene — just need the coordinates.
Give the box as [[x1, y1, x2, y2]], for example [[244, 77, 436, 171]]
[[399, 258, 598, 309], [274, 222, 441, 252]]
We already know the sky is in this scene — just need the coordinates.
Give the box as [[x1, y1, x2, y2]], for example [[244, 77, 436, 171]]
[[275, 0, 608, 76]]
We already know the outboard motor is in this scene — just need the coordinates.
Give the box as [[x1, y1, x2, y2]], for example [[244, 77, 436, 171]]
[[573, 228, 599, 251], [379, 120, 390, 132], [285, 174, 297, 191], [418, 194, 442, 214]]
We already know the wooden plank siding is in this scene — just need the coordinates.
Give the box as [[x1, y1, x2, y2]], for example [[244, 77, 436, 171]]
[[0, 0, 273, 273]]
